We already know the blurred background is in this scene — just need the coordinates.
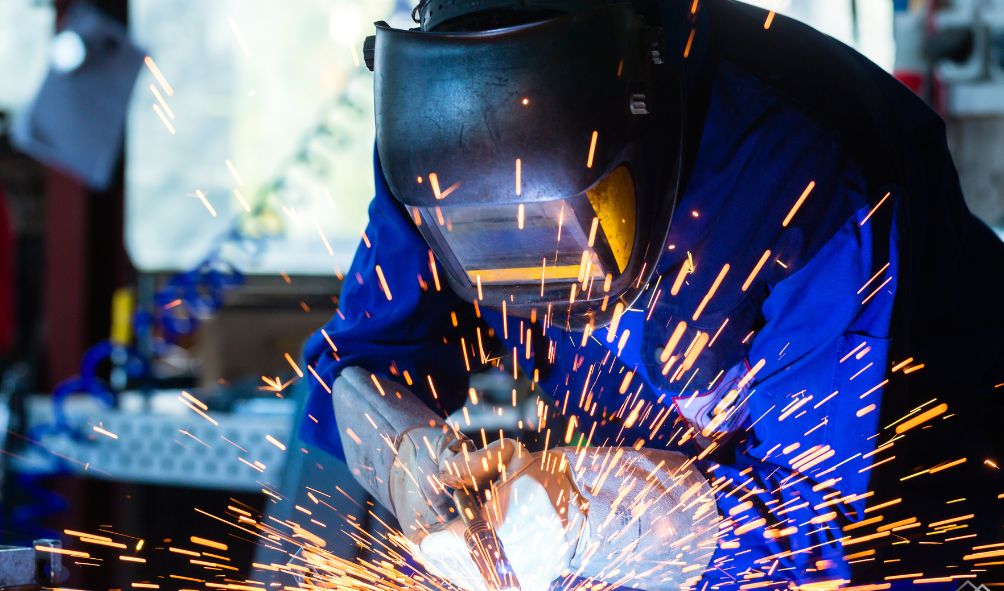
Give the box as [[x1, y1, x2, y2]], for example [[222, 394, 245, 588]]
[[0, 0, 1002, 589]]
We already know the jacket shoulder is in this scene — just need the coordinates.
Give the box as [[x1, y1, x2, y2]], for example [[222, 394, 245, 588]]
[[705, 0, 940, 182]]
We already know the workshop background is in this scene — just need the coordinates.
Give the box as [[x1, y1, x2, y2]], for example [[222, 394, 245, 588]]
[[0, 0, 1002, 589]]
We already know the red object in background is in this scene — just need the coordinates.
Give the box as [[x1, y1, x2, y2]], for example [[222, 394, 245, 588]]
[[0, 185, 15, 355], [895, 71, 925, 95]]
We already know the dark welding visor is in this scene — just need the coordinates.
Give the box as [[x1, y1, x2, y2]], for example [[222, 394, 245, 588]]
[[370, 3, 684, 328]]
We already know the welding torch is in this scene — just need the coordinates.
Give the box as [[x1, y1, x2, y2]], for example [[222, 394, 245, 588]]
[[452, 482, 522, 591]]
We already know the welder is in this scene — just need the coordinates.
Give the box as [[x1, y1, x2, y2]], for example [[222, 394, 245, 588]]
[[302, 1, 1004, 589]]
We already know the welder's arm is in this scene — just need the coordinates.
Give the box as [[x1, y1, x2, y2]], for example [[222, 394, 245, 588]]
[[301, 155, 479, 460], [700, 204, 898, 585], [330, 367, 509, 544]]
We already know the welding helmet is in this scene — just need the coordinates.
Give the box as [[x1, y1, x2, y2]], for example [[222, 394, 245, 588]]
[[366, 0, 684, 329]]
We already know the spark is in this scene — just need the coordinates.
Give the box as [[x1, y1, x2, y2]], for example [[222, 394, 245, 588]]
[[742, 250, 772, 292], [152, 104, 176, 135], [307, 365, 331, 394], [429, 173, 442, 198], [764, 10, 777, 30], [894, 403, 947, 434], [862, 276, 893, 305], [178, 391, 218, 426], [683, 28, 697, 58], [92, 425, 118, 440], [193, 190, 217, 217], [782, 181, 816, 228], [225, 159, 243, 185], [587, 130, 599, 168], [265, 435, 286, 452], [149, 84, 174, 119], [313, 219, 335, 256], [693, 263, 730, 321], [228, 17, 253, 58], [143, 56, 174, 96], [284, 353, 304, 377], [515, 158, 522, 196], [36, 545, 89, 559], [232, 189, 251, 213], [375, 265, 393, 301], [928, 457, 966, 474], [861, 192, 892, 226]]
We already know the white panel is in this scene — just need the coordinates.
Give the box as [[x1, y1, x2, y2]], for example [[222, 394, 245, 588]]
[[125, 0, 411, 275], [0, 0, 54, 115], [739, 0, 895, 71]]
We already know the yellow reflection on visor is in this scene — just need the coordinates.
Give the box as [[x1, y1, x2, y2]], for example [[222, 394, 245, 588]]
[[468, 264, 592, 284], [586, 166, 636, 273]]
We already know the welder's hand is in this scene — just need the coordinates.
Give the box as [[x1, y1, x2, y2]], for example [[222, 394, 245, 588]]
[[331, 367, 503, 544], [416, 440, 590, 591], [419, 445, 720, 591]]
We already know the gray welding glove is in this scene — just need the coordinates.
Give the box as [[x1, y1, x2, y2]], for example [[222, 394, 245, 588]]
[[331, 367, 504, 544], [418, 445, 718, 591], [419, 440, 590, 591], [564, 447, 720, 591]]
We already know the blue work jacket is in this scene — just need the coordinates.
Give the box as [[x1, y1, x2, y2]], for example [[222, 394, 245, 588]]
[[301, 1, 1004, 588]]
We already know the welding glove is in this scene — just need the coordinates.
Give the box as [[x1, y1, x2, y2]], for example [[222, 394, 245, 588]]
[[331, 367, 503, 544], [418, 446, 720, 591], [418, 440, 589, 591]]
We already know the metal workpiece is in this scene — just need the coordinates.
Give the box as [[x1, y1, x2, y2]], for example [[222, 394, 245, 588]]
[[0, 540, 65, 590]]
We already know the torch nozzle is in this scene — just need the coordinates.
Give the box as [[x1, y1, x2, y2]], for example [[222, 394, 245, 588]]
[[453, 488, 522, 591]]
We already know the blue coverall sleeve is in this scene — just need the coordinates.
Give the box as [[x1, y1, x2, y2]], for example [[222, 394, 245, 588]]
[[701, 199, 898, 587], [300, 160, 478, 460]]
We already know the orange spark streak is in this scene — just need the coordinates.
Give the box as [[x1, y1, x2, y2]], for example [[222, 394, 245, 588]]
[[36, 545, 89, 558], [190, 537, 228, 549], [929, 457, 966, 474], [587, 131, 599, 168], [283, 353, 304, 378], [307, 365, 331, 394], [764, 10, 777, 29], [671, 253, 695, 295], [894, 403, 947, 434], [693, 264, 730, 321], [429, 173, 442, 199], [857, 263, 891, 294], [660, 321, 689, 363], [374, 265, 393, 301], [742, 250, 772, 292], [862, 276, 893, 305], [782, 181, 816, 227], [860, 192, 891, 226], [515, 158, 522, 195], [683, 29, 697, 58], [891, 357, 914, 372], [144, 56, 174, 95]]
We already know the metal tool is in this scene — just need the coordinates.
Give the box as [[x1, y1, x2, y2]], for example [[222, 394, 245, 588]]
[[0, 540, 65, 590], [452, 487, 521, 591]]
